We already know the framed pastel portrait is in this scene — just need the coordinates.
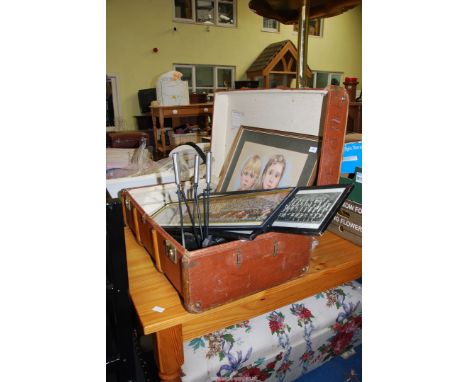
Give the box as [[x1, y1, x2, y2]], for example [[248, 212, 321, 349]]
[[216, 126, 321, 193]]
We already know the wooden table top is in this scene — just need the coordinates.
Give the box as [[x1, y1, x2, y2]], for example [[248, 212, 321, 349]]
[[126, 228, 361, 340], [149, 103, 214, 110]]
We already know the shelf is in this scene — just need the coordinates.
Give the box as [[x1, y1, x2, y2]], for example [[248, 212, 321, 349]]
[[156, 145, 176, 153], [150, 103, 214, 157]]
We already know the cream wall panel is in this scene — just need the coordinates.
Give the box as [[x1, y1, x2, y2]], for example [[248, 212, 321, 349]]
[[106, 0, 361, 130]]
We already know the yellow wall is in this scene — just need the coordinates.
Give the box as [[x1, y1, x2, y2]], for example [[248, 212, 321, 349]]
[[106, 0, 361, 130]]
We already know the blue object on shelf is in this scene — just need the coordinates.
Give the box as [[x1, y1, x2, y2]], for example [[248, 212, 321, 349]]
[[341, 141, 362, 174]]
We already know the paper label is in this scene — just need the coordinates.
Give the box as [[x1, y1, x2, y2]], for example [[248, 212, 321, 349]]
[[231, 110, 243, 129], [355, 172, 362, 183]]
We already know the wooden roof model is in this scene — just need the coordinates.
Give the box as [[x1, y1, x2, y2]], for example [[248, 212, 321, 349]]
[[246, 40, 312, 78]]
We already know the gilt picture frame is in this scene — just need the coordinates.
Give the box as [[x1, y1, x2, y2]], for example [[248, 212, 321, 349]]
[[150, 187, 294, 230], [216, 126, 321, 193]]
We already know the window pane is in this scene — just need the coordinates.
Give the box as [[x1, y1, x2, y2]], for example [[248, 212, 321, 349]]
[[331, 73, 341, 85], [195, 87, 211, 94], [217, 68, 233, 88], [174, 0, 192, 19], [254, 76, 264, 88], [196, 0, 214, 23], [309, 19, 322, 36], [263, 18, 278, 30], [316, 72, 329, 88], [174, 66, 193, 88], [270, 73, 294, 88], [196, 66, 214, 87], [106, 78, 114, 127], [218, 1, 234, 24]]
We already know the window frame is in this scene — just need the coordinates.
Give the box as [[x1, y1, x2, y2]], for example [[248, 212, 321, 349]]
[[262, 17, 280, 32], [311, 71, 343, 88], [106, 74, 122, 130], [292, 18, 324, 37], [173, 63, 236, 94], [173, 0, 237, 27]]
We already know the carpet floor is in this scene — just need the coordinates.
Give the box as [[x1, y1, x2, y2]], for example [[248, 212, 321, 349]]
[[294, 344, 362, 382]]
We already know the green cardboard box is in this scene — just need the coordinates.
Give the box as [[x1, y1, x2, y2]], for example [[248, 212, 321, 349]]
[[328, 168, 362, 246]]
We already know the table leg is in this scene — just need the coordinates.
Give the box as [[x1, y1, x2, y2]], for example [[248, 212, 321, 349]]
[[151, 109, 159, 157], [153, 325, 184, 382], [158, 108, 166, 154], [172, 116, 181, 129]]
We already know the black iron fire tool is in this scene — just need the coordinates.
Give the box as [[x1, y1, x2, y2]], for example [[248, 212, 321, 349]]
[[179, 187, 200, 249], [192, 154, 204, 245], [172, 152, 186, 248], [172, 152, 200, 248], [202, 152, 214, 247]]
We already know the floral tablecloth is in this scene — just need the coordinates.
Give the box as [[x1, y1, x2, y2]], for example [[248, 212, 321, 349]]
[[182, 280, 362, 381]]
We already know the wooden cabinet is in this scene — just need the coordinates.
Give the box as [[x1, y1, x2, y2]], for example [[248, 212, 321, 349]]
[[150, 103, 213, 156], [347, 101, 362, 133]]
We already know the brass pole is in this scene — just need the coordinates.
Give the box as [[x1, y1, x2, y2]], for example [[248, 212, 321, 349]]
[[296, 0, 310, 88]]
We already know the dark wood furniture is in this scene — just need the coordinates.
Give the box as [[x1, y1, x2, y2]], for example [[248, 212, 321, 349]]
[[134, 113, 153, 130], [347, 101, 362, 133], [150, 103, 213, 156], [107, 131, 150, 148]]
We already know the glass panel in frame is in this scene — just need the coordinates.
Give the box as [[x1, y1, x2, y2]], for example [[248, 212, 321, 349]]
[[331, 73, 341, 86], [262, 17, 279, 32], [174, 66, 193, 89], [293, 19, 323, 37], [217, 67, 233, 88], [316, 72, 329, 88], [151, 188, 293, 229], [271, 185, 352, 234], [218, 0, 234, 24], [174, 0, 193, 20], [194, 87, 212, 94], [196, 65, 214, 87], [196, 0, 214, 23]]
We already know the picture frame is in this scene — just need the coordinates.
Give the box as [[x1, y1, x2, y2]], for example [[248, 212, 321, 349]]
[[270, 184, 353, 235], [150, 187, 294, 230], [216, 126, 321, 193]]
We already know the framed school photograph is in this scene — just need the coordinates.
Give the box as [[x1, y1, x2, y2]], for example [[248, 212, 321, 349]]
[[271, 185, 352, 235], [216, 126, 321, 193], [151, 188, 294, 229]]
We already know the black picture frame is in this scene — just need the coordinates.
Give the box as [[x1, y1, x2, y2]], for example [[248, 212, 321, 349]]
[[216, 126, 321, 193], [270, 184, 353, 235]]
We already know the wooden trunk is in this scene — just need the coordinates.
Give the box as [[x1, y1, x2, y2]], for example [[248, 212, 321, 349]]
[[156, 226, 312, 313], [122, 86, 349, 312]]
